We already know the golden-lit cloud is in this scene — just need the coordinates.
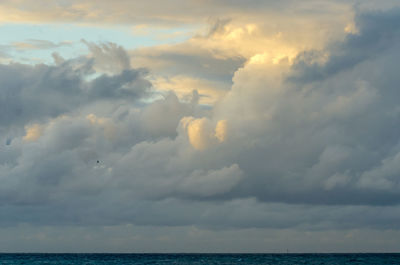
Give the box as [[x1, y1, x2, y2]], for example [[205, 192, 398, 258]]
[[192, 23, 301, 60], [214, 120, 228, 143], [128, 9, 354, 102], [23, 124, 43, 142], [181, 117, 212, 150], [181, 117, 228, 150]]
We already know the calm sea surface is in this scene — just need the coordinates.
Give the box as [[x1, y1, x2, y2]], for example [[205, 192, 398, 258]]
[[0, 253, 399, 264]]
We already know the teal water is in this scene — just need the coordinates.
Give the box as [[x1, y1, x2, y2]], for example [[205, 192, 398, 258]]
[[0, 253, 399, 264]]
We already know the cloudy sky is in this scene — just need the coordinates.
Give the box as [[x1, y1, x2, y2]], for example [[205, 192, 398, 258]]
[[1, 0, 400, 253]]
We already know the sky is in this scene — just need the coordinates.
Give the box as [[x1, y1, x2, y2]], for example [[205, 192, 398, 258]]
[[1, 0, 400, 253]]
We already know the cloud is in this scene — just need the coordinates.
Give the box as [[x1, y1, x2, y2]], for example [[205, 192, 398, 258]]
[[289, 7, 400, 83], [128, 11, 348, 104], [0, 44, 150, 131], [83, 40, 131, 74], [206, 7, 400, 206], [129, 42, 245, 106], [181, 117, 228, 150], [182, 117, 214, 150], [177, 164, 242, 197], [130, 43, 245, 83], [23, 124, 43, 142], [214, 120, 228, 142], [140, 91, 198, 138], [151, 75, 229, 105], [0, 0, 353, 25], [3, 6, 400, 248], [12, 39, 72, 50]]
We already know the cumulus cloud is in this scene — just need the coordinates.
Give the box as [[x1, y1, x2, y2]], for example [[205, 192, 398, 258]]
[[3, 6, 400, 249], [0, 45, 150, 132], [129, 10, 347, 105], [206, 7, 400, 206]]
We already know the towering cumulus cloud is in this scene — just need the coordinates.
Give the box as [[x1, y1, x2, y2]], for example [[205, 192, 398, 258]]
[[208, 8, 400, 205], [1, 1, 400, 252]]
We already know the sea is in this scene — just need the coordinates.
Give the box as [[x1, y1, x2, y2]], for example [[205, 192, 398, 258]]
[[0, 253, 399, 264]]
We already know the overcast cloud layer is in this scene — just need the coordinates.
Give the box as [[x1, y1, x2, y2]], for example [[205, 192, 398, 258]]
[[1, 0, 400, 252]]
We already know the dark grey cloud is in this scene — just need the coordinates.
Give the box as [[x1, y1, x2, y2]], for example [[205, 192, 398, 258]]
[[88, 69, 150, 99], [289, 7, 400, 83], [0, 47, 150, 130]]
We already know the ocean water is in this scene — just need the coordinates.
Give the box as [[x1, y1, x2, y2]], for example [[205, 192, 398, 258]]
[[0, 253, 399, 264]]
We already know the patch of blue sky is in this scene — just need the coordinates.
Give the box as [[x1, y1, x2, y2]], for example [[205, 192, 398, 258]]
[[0, 23, 195, 64]]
